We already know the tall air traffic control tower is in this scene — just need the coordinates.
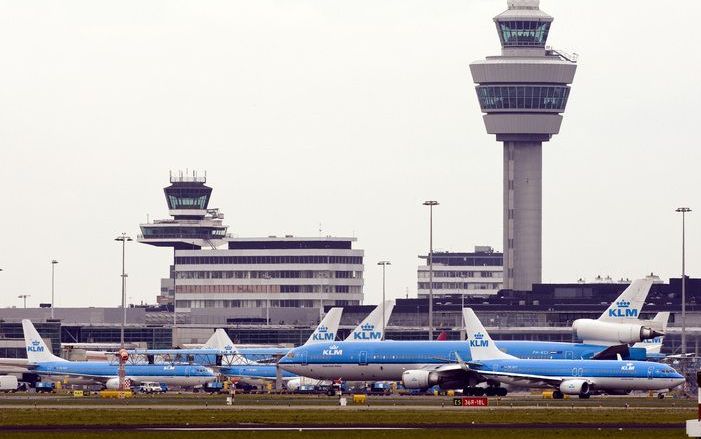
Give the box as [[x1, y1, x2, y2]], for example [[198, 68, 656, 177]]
[[470, 0, 577, 291]]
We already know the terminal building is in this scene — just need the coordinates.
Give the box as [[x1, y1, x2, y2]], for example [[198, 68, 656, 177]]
[[139, 172, 364, 320], [417, 246, 504, 299]]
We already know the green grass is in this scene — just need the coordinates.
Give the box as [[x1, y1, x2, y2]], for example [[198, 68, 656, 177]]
[[0, 407, 693, 427], [0, 430, 690, 439]]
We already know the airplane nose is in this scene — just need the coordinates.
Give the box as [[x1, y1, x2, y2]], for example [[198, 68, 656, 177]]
[[673, 377, 686, 388]]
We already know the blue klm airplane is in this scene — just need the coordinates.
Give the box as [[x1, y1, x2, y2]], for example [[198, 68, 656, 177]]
[[19, 320, 217, 389], [447, 309, 684, 398], [279, 309, 684, 398]]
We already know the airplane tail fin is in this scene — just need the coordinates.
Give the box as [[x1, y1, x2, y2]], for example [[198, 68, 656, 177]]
[[22, 320, 65, 364], [598, 278, 653, 322], [652, 311, 670, 329], [305, 307, 343, 345], [345, 300, 394, 342], [462, 309, 515, 361], [204, 329, 238, 354]]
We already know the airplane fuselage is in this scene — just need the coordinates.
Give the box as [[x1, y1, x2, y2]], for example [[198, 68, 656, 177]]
[[32, 361, 216, 387]]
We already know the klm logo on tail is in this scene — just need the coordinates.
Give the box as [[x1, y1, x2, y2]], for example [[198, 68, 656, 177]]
[[608, 300, 638, 318], [27, 340, 45, 353], [312, 326, 335, 341], [353, 323, 381, 340], [468, 332, 489, 348]]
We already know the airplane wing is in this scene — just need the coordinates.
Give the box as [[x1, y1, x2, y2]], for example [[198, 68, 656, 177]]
[[0, 358, 32, 368], [466, 368, 564, 387], [591, 344, 630, 360]]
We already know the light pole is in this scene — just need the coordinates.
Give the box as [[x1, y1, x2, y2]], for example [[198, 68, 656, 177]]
[[173, 247, 178, 329], [377, 261, 391, 341], [423, 200, 439, 340], [114, 233, 132, 346], [18, 294, 30, 308], [676, 207, 692, 355], [51, 260, 58, 319]]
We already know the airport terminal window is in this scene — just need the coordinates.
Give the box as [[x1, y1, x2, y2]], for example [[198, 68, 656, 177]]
[[175, 255, 363, 265], [476, 85, 570, 112], [498, 20, 550, 47]]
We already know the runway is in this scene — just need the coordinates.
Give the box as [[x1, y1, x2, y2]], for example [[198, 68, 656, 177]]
[[0, 403, 683, 411], [0, 423, 684, 432]]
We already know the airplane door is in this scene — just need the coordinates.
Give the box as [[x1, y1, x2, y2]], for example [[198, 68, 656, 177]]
[[301, 352, 308, 366], [185, 366, 191, 377], [359, 351, 368, 366], [566, 351, 573, 360], [647, 366, 653, 380]]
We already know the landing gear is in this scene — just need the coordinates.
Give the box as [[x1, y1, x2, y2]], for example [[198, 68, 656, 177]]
[[484, 386, 507, 397], [552, 390, 564, 399], [578, 393, 590, 399], [657, 393, 665, 400], [462, 386, 502, 397]]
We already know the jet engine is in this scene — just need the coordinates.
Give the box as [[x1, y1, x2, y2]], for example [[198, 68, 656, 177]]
[[401, 370, 439, 389], [559, 379, 589, 396], [105, 377, 132, 390], [572, 319, 663, 344], [286, 378, 301, 392]]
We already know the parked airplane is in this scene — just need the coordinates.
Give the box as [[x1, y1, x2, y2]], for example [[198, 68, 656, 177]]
[[214, 309, 344, 389], [435, 309, 684, 399], [19, 320, 217, 389], [572, 278, 664, 345]]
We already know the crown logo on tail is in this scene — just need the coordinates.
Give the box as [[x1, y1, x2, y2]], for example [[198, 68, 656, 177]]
[[361, 323, 374, 331], [616, 300, 631, 308]]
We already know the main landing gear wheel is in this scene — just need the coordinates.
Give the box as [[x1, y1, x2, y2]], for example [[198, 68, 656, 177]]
[[658, 393, 665, 399], [484, 386, 507, 397], [463, 387, 485, 396], [552, 390, 564, 399]]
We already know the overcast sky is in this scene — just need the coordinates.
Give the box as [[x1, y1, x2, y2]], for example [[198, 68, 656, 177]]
[[0, 0, 699, 308]]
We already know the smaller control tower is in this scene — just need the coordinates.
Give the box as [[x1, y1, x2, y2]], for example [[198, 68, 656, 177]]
[[139, 171, 229, 305], [139, 171, 228, 250], [470, 0, 577, 292]]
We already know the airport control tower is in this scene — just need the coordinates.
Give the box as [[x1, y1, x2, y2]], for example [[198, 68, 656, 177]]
[[470, 0, 577, 291], [139, 170, 228, 250], [139, 171, 229, 305]]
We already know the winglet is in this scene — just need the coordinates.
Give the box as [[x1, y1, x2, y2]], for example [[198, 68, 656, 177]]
[[462, 308, 515, 361], [22, 320, 66, 364], [305, 308, 343, 345], [345, 300, 394, 342], [598, 278, 653, 322], [454, 351, 470, 371]]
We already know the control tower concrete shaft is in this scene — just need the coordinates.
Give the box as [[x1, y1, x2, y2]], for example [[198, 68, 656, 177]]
[[470, 0, 577, 291]]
